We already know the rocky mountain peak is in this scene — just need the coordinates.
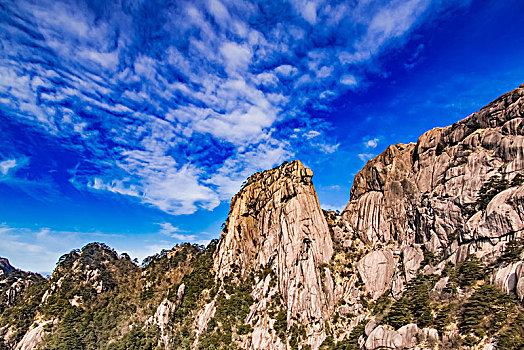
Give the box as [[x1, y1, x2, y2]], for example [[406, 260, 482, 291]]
[[0, 257, 16, 277], [213, 160, 335, 348], [49, 242, 139, 297], [343, 85, 524, 256], [215, 160, 331, 276]]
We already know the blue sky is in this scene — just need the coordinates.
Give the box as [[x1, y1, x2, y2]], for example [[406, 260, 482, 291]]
[[1, 0, 523, 273]]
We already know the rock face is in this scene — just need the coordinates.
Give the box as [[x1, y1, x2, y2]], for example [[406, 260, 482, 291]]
[[493, 261, 524, 301], [397, 323, 419, 348], [343, 86, 524, 262], [0, 258, 16, 276], [152, 298, 177, 348], [15, 319, 55, 350], [214, 160, 335, 349], [357, 249, 395, 300], [401, 246, 424, 282], [339, 85, 524, 349]]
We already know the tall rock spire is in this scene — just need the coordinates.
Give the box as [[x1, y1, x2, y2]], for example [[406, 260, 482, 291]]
[[214, 160, 335, 349]]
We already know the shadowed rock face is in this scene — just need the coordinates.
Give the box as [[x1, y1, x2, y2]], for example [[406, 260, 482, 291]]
[[343, 86, 524, 261], [214, 160, 334, 348], [0, 258, 16, 277]]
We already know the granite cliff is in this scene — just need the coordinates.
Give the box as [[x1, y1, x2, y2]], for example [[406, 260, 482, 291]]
[[341, 84, 524, 301], [2, 85, 524, 350], [211, 160, 334, 349]]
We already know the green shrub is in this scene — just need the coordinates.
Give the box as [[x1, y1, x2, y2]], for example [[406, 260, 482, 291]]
[[459, 283, 512, 338], [477, 175, 509, 210], [274, 309, 288, 340], [457, 255, 484, 288], [510, 173, 524, 187], [384, 297, 412, 329], [497, 313, 524, 349], [383, 274, 437, 329], [500, 240, 524, 263]]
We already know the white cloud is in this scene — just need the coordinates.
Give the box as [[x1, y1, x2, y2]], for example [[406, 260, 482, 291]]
[[0, 159, 18, 176], [358, 153, 375, 162], [317, 142, 340, 154], [207, 0, 230, 24], [254, 72, 279, 87], [347, 0, 431, 64], [0, 157, 29, 178], [220, 42, 253, 74], [302, 1, 318, 24], [157, 222, 196, 241], [340, 74, 358, 86], [193, 105, 276, 144], [274, 65, 298, 76], [90, 158, 220, 215], [365, 138, 379, 148], [317, 65, 333, 78], [304, 130, 321, 139]]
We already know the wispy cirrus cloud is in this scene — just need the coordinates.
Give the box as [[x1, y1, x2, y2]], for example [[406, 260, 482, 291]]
[[0, 0, 462, 214], [358, 153, 376, 162], [0, 156, 30, 182], [157, 222, 196, 241]]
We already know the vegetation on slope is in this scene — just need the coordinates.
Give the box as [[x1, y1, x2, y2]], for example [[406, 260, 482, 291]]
[[0, 241, 219, 350]]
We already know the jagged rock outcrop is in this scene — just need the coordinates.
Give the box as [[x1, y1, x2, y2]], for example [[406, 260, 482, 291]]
[[342, 86, 524, 259], [517, 263, 524, 302], [213, 160, 335, 349], [493, 261, 522, 294], [152, 297, 177, 347], [363, 323, 439, 350], [401, 246, 424, 282], [0, 258, 16, 277], [493, 261, 524, 302], [151, 282, 185, 345], [335, 85, 524, 350], [341, 86, 524, 307], [397, 323, 418, 348]]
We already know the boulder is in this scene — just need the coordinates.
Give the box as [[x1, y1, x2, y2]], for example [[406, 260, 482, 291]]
[[364, 317, 377, 336], [15, 320, 54, 350], [365, 325, 403, 350], [516, 262, 524, 302], [493, 262, 522, 294], [357, 249, 395, 300], [398, 323, 419, 348]]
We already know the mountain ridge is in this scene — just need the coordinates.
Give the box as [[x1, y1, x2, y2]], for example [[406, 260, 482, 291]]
[[1, 84, 524, 349]]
